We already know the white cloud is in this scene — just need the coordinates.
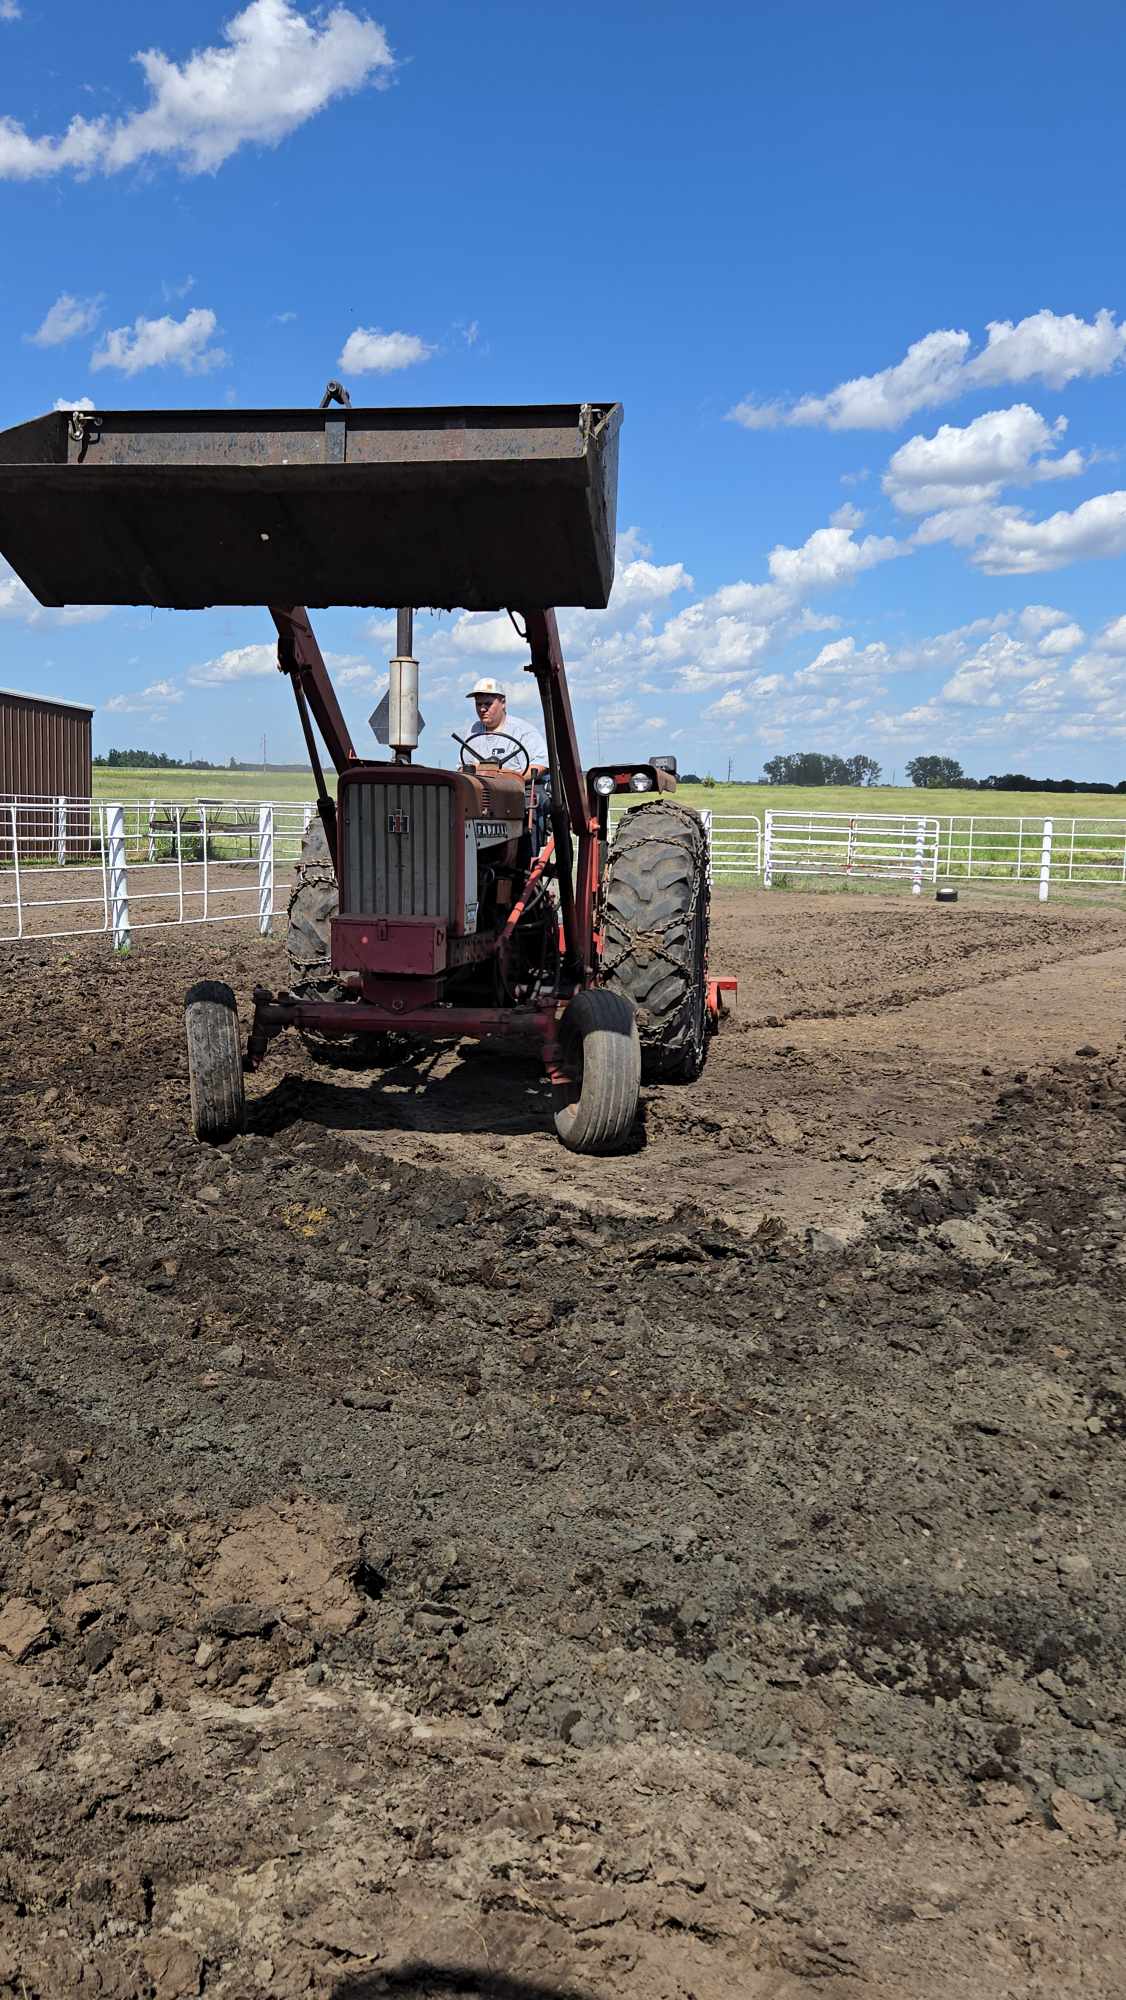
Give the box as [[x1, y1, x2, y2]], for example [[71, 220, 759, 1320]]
[[1098, 614, 1126, 652], [766, 524, 899, 594], [335, 666, 379, 688], [941, 631, 1064, 707], [0, 566, 36, 619], [614, 526, 652, 563], [795, 635, 891, 682], [91, 308, 227, 376], [447, 613, 526, 657], [728, 310, 1126, 432], [54, 395, 97, 413], [884, 405, 1084, 514], [1016, 603, 1069, 637], [187, 642, 276, 686], [27, 292, 103, 346], [611, 557, 694, 608], [1036, 621, 1085, 656], [972, 490, 1126, 575], [866, 702, 948, 737], [731, 329, 971, 431], [829, 501, 865, 530], [0, 1, 395, 180], [703, 688, 753, 719], [0, 560, 108, 627], [970, 310, 1126, 390], [0, 2, 21, 20], [103, 679, 182, 714], [338, 327, 431, 374]]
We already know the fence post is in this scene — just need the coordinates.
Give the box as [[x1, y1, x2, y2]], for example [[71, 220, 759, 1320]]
[[106, 803, 131, 950], [763, 809, 773, 888], [56, 794, 66, 865], [148, 797, 157, 864], [10, 803, 23, 938], [700, 807, 713, 888], [911, 817, 927, 896], [1038, 818, 1054, 903], [258, 803, 274, 935]]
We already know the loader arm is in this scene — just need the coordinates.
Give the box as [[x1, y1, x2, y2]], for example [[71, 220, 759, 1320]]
[[270, 605, 359, 859], [523, 607, 598, 982], [270, 606, 358, 774]]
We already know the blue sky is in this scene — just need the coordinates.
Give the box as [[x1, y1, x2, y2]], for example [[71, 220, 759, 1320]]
[[2, 0, 1126, 780]]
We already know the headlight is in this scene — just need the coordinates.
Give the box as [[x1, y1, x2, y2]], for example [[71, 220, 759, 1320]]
[[629, 770, 652, 792], [593, 773, 616, 795]]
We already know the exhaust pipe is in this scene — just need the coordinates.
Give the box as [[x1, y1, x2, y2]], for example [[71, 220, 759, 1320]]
[[389, 606, 419, 764]]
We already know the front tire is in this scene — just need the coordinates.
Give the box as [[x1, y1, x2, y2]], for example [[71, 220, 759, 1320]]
[[552, 990, 641, 1154], [185, 981, 245, 1143], [601, 801, 710, 1081]]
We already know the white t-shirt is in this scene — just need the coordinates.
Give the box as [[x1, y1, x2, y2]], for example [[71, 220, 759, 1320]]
[[468, 712, 549, 766]]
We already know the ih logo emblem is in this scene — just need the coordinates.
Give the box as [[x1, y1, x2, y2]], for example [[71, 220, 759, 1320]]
[[388, 810, 411, 835]]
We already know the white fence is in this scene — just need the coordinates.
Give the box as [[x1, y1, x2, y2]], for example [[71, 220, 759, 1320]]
[[4, 793, 1126, 947], [610, 799, 1126, 897], [0, 796, 311, 945], [762, 810, 939, 893]]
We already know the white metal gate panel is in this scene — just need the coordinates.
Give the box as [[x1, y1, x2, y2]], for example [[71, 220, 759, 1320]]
[[763, 810, 939, 892], [0, 796, 310, 944]]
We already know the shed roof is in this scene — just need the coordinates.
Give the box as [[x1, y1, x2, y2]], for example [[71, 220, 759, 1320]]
[[0, 686, 94, 715]]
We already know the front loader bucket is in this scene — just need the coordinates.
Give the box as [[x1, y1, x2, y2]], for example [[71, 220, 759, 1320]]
[[0, 402, 621, 612]]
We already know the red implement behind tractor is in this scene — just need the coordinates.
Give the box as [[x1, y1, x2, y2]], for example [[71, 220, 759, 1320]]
[[0, 392, 736, 1150]]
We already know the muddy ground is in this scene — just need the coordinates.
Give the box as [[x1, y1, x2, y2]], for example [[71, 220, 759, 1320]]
[[1, 887, 1125, 1999]]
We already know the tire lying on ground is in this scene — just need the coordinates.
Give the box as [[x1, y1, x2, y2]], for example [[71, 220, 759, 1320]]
[[601, 798, 710, 1081], [185, 980, 245, 1143]]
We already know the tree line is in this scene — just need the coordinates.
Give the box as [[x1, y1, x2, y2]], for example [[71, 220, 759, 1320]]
[[762, 752, 882, 786], [755, 750, 1125, 793], [905, 755, 1126, 794], [94, 749, 306, 771]]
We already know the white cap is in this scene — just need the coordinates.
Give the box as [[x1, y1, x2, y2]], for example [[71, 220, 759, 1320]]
[[467, 676, 505, 700]]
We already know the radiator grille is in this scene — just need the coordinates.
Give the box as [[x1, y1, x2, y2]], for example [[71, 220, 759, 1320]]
[[342, 781, 453, 918]]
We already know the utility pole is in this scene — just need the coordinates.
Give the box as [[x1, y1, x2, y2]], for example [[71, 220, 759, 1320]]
[[726, 756, 733, 784], [261, 732, 267, 769]]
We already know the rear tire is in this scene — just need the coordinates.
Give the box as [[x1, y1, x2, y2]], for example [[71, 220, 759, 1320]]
[[287, 815, 337, 987], [552, 989, 641, 1154], [185, 981, 245, 1143], [602, 800, 710, 1081]]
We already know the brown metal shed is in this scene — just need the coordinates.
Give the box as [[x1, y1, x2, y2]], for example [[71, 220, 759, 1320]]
[[0, 686, 93, 799]]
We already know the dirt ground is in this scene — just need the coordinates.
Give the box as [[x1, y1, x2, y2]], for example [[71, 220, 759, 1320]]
[[2, 886, 1126, 1999]]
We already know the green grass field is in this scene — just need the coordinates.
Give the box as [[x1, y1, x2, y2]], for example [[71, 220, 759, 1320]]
[[92, 768, 1126, 826], [673, 781, 1126, 824], [92, 766, 322, 804]]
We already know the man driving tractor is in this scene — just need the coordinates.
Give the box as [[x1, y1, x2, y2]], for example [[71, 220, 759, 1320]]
[[466, 676, 548, 766]]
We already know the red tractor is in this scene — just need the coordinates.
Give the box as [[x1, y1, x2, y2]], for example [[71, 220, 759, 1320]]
[[0, 393, 734, 1150]]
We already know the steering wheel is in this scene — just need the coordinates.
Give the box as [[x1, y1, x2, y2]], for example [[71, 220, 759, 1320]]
[[451, 730, 531, 775]]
